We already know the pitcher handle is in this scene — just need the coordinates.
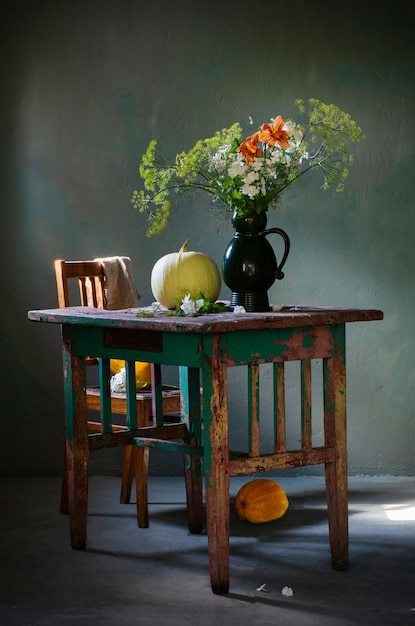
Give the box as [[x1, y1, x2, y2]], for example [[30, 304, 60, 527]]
[[259, 227, 291, 280]]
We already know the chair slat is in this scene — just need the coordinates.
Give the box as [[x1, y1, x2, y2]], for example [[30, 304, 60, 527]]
[[274, 362, 286, 453], [248, 363, 260, 457], [301, 360, 312, 449]]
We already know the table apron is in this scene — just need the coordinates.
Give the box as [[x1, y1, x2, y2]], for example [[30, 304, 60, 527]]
[[65, 324, 203, 367], [216, 324, 338, 364], [63, 323, 341, 367]]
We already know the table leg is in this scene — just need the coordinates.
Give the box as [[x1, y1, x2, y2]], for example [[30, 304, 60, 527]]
[[202, 336, 230, 594], [135, 446, 150, 528], [63, 329, 89, 549], [323, 324, 349, 570]]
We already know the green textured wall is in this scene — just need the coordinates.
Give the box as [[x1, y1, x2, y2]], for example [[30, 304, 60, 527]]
[[1, 0, 414, 475]]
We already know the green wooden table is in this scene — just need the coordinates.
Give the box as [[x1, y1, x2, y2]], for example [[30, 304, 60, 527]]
[[28, 304, 383, 594]]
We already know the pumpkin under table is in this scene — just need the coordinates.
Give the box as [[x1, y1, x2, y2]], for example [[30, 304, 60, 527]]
[[28, 303, 383, 595]]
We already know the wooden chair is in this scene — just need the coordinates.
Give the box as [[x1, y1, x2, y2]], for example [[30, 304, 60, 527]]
[[54, 258, 184, 527]]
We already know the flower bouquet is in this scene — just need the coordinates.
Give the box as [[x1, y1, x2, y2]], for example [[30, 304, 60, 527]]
[[131, 98, 364, 237]]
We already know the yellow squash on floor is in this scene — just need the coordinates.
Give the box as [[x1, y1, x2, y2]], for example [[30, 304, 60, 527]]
[[235, 478, 289, 524]]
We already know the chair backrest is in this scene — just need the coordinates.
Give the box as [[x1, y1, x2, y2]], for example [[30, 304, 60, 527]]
[[54, 260, 107, 309], [54, 259, 167, 414]]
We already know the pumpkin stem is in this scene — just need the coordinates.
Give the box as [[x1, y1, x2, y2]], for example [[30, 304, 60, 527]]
[[179, 239, 190, 254]]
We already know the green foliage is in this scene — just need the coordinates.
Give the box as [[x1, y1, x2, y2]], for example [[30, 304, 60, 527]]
[[295, 99, 365, 192], [166, 294, 230, 316], [175, 124, 242, 179]]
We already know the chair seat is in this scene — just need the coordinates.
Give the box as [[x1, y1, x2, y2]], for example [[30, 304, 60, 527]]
[[85, 385, 183, 417]]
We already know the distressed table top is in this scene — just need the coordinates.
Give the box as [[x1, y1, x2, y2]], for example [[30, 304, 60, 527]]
[[28, 304, 383, 334]]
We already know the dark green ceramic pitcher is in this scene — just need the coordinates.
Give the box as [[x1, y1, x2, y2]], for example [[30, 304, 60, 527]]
[[222, 210, 290, 312]]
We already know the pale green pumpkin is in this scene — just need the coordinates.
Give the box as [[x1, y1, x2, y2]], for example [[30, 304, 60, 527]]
[[151, 240, 221, 310]]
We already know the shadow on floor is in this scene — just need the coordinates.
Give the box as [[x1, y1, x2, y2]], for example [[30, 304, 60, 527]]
[[1, 475, 414, 626]]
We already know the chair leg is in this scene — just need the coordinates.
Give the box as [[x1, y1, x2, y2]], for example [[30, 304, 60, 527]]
[[120, 445, 135, 504], [135, 446, 150, 528], [60, 444, 69, 514]]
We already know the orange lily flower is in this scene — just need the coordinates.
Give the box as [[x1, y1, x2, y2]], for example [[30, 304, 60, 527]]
[[238, 131, 264, 164], [259, 115, 290, 148]]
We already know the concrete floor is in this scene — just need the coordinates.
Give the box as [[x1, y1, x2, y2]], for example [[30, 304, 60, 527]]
[[1, 474, 414, 626]]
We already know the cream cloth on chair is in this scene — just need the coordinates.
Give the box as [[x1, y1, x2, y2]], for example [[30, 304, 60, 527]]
[[94, 256, 141, 310]]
